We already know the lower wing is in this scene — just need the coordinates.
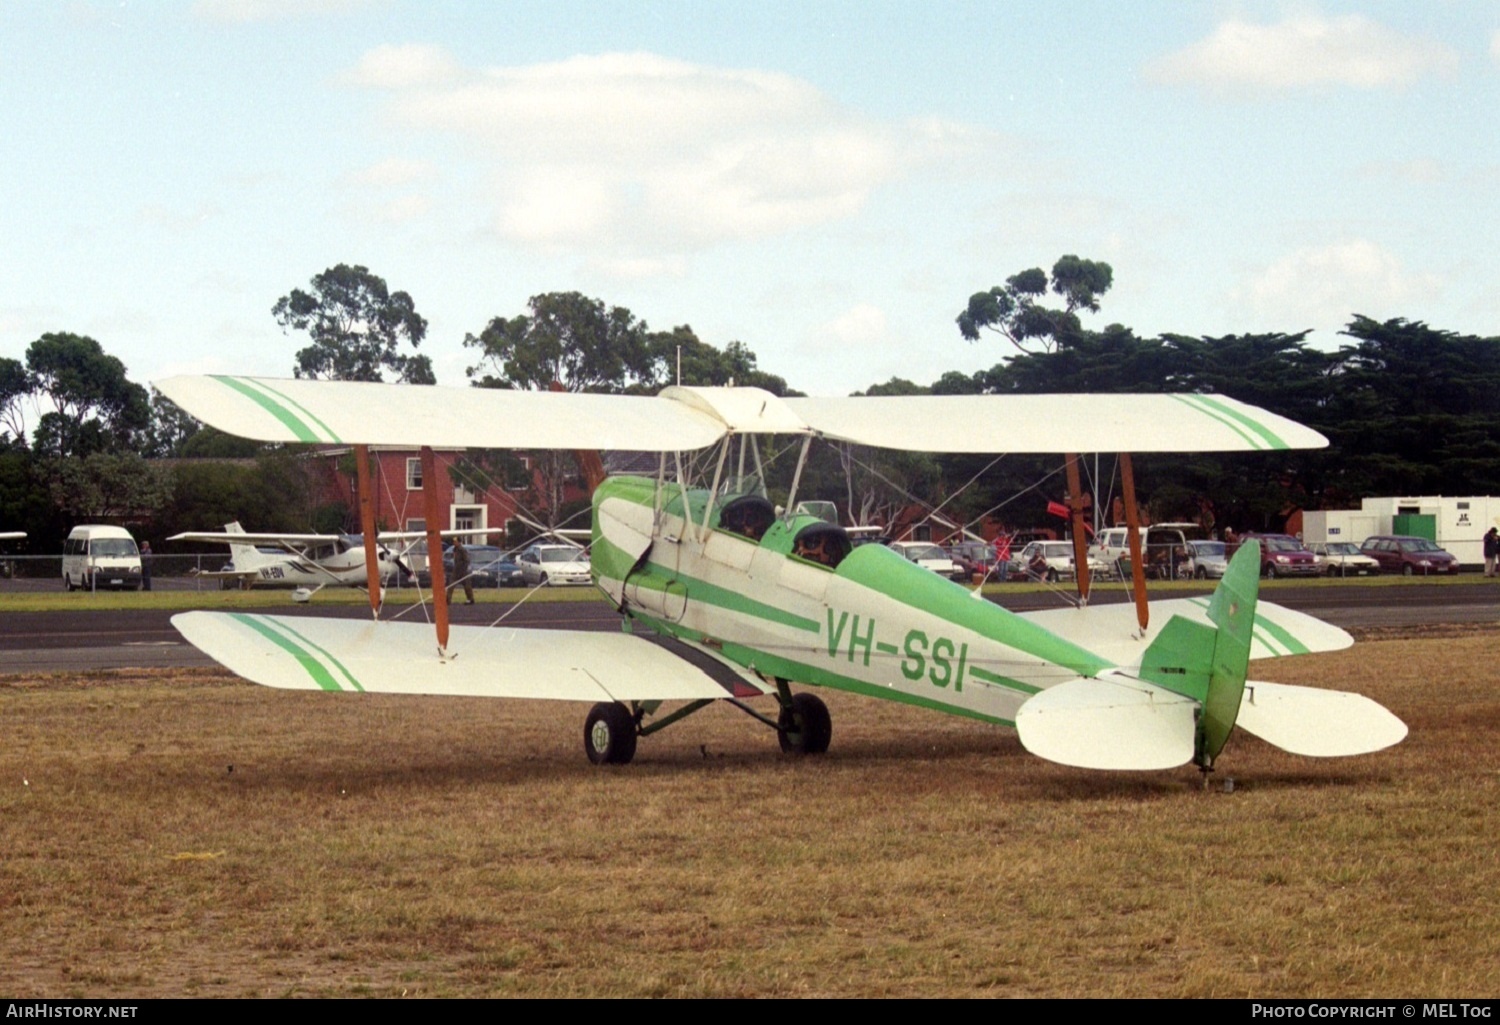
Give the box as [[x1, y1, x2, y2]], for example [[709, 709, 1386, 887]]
[[173, 611, 773, 701]]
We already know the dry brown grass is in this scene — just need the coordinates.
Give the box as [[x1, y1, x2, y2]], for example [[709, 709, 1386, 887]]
[[2, 628, 1498, 998]]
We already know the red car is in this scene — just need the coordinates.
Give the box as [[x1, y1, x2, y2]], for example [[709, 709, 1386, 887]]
[[1241, 533, 1320, 578], [1360, 535, 1460, 576]]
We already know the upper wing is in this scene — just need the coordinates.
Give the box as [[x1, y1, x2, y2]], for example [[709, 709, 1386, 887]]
[[1013, 597, 1353, 665], [155, 376, 1326, 455], [172, 611, 774, 701], [783, 393, 1326, 453], [154, 376, 727, 450]]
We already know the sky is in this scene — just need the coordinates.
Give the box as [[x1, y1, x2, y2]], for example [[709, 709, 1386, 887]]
[[2, 1, 1497, 399]]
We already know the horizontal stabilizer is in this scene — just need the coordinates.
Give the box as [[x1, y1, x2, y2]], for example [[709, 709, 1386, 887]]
[[172, 611, 773, 702], [1016, 597, 1352, 665], [1015, 673, 1197, 770], [1235, 680, 1408, 757]]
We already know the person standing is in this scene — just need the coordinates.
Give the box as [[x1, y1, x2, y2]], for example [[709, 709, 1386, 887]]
[[447, 540, 475, 605], [139, 541, 153, 591], [1484, 527, 1499, 578]]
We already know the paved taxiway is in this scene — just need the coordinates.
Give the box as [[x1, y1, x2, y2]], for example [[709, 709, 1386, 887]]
[[2, 582, 1498, 674]]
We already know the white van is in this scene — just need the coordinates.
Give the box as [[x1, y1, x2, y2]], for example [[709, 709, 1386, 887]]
[[62, 525, 143, 591]]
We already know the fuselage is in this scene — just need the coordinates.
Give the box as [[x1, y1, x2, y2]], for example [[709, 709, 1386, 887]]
[[591, 476, 1112, 724]]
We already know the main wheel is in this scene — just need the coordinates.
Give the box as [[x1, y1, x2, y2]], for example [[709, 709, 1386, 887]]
[[1195, 567, 1207, 580], [1402, 564, 1414, 577], [1045, 568, 1059, 583], [1266, 564, 1278, 579], [778, 692, 832, 755], [584, 702, 637, 765]]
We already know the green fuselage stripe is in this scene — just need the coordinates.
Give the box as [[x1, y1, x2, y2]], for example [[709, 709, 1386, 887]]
[[627, 609, 1013, 726], [211, 376, 340, 443], [229, 613, 364, 692], [968, 666, 1042, 695]]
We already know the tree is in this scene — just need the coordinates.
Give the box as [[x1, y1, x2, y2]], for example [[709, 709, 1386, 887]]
[[464, 291, 658, 393], [0, 358, 29, 448], [273, 264, 433, 383], [957, 255, 1113, 355], [45, 451, 174, 522], [25, 333, 150, 457]]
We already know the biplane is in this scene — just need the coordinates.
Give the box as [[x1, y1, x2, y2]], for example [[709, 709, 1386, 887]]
[[153, 376, 1406, 776]]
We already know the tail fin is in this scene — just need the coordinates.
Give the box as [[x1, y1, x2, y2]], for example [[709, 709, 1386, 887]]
[[1136, 539, 1261, 769], [222, 521, 271, 572]]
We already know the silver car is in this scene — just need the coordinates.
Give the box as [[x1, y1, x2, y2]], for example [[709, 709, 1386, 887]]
[[1187, 540, 1228, 579], [1308, 541, 1381, 577], [518, 544, 592, 586]]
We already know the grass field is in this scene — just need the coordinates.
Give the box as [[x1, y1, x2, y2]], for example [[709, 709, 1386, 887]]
[[2, 625, 1497, 997]]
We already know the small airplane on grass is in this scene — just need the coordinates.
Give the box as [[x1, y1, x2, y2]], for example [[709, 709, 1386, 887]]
[[154, 376, 1405, 778], [170, 521, 501, 601]]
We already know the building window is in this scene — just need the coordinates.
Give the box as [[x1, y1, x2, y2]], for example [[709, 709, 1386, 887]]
[[406, 457, 423, 490]]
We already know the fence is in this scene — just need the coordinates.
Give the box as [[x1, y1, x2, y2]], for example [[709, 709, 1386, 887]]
[[0, 553, 236, 592]]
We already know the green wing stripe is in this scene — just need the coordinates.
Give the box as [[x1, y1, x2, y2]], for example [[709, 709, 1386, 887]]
[[968, 666, 1042, 696], [210, 376, 339, 443], [246, 379, 341, 442], [228, 613, 352, 692], [1171, 394, 1287, 451], [255, 615, 367, 692], [1186, 597, 1306, 657]]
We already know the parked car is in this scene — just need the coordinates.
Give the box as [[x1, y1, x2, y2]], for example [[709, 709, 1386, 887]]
[[946, 540, 997, 581], [518, 544, 592, 586], [1015, 540, 1076, 582], [1187, 540, 1228, 579], [888, 541, 965, 580], [1307, 541, 1381, 577], [1117, 525, 1202, 580], [1360, 535, 1460, 576], [1241, 533, 1320, 579], [445, 544, 524, 588], [62, 524, 143, 591]]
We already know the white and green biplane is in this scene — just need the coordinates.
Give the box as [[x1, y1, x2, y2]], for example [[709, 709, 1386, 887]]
[[154, 376, 1406, 776]]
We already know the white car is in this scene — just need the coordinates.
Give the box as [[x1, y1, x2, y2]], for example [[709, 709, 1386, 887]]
[[517, 544, 592, 586], [1016, 540, 1076, 582], [887, 542, 964, 580], [1307, 542, 1381, 577]]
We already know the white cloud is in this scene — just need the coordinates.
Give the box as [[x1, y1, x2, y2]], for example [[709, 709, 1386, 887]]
[[1145, 15, 1458, 93], [810, 304, 890, 354], [347, 48, 961, 255], [344, 43, 464, 89], [192, 0, 379, 24], [1233, 240, 1442, 333]]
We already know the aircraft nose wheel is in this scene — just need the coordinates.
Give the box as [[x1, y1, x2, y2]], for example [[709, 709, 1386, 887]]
[[778, 692, 832, 755], [584, 702, 638, 765]]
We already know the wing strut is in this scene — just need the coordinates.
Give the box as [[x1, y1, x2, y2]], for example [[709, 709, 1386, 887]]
[[420, 446, 451, 654], [1120, 452, 1149, 633], [1065, 454, 1091, 604], [355, 444, 381, 619]]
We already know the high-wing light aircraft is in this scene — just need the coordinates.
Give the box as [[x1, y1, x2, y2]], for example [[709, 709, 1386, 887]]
[[171, 521, 500, 599], [154, 376, 1406, 777]]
